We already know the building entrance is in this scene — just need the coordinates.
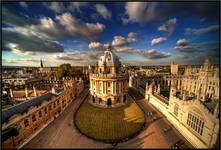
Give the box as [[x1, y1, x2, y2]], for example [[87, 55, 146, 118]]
[[107, 98, 112, 106]]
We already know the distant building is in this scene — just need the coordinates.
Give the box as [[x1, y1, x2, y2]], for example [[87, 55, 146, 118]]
[[171, 62, 178, 75], [39, 59, 53, 74], [2, 79, 84, 149], [89, 46, 129, 107]]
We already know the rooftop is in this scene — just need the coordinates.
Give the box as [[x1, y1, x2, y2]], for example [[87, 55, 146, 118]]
[[2, 92, 55, 123]]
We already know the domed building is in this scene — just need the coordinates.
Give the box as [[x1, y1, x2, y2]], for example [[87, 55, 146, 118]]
[[89, 46, 129, 107]]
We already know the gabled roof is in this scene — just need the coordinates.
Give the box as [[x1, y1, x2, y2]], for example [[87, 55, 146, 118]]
[[2, 92, 55, 123]]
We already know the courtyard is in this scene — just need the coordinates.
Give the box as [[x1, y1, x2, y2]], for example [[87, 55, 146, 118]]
[[75, 99, 145, 143]]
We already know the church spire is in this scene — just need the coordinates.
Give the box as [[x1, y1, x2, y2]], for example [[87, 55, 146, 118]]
[[40, 59, 43, 68]]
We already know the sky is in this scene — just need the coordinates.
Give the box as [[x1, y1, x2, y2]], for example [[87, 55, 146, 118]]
[[2, 2, 220, 66]]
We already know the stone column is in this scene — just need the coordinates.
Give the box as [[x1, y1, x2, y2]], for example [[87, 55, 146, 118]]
[[10, 88, 13, 98], [112, 81, 114, 94], [103, 81, 105, 94], [157, 84, 160, 93], [33, 86, 37, 97], [25, 87, 28, 98]]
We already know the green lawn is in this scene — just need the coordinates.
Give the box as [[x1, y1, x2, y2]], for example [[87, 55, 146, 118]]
[[75, 100, 145, 143]]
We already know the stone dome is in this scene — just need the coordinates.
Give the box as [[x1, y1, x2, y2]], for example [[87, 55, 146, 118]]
[[98, 46, 120, 67]]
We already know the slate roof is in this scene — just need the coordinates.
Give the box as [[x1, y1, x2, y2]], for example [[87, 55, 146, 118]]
[[2, 92, 54, 123], [204, 101, 217, 113]]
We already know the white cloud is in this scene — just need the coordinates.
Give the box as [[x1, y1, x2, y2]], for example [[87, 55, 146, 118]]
[[56, 13, 105, 40], [112, 32, 137, 46], [123, 2, 158, 24], [176, 39, 190, 46], [95, 4, 112, 19], [6, 43, 34, 55], [158, 18, 177, 36], [112, 36, 127, 47], [151, 37, 167, 46], [69, 2, 88, 12], [40, 17, 55, 29], [174, 38, 193, 52], [19, 2, 28, 8], [115, 47, 136, 52], [127, 32, 137, 43], [185, 25, 219, 35], [45, 2, 64, 13], [139, 49, 170, 59], [89, 42, 101, 49]]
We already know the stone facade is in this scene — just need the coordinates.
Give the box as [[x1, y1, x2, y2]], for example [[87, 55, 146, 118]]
[[131, 57, 219, 148], [89, 46, 129, 107], [2, 79, 84, 149]]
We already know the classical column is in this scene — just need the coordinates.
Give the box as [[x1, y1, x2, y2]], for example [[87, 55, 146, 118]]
[[102, 81, 104, 94], [119, 81, 121, 93], [105, 81, 107, 94], [33, 86, 37, 97], [10, 88, 13, 98], [25, 87, 28, 98]]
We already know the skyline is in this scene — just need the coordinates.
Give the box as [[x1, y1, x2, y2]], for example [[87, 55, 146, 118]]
[[2, 2, 220, 67]]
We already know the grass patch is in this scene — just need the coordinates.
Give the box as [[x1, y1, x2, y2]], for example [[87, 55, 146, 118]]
[[75, 100, 145, 143]]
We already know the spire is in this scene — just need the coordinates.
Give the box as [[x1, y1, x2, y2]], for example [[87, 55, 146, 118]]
[[40, 59, 43, 68]]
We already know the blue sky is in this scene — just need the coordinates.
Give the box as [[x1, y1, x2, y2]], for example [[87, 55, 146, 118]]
[[2, 2, 219, 66]]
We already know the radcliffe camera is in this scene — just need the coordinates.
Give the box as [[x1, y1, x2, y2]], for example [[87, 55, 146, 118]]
[[1, 1, 220, 149]]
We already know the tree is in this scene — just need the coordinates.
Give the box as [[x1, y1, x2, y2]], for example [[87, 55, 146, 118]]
[[57, 64, 72, 80]]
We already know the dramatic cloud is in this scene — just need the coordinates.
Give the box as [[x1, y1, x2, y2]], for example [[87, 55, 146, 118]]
[[115, 47, 136, 53], [174, 39, 193, 52], [176, 39, 190, 46], [95, 4, 112, 19], [139, 49, 170, 59], [2, 7, 36, 27], [56, 13, 105, 41], [44, 2, 64, 13], [112, 32, 137, 46], [158, 18, 176, 36], [161, 2, 219, 23], [88, 42, 101, 49], [19, 2, 28, 8], [122, 2, 219, 24], [51, 51, 103, 64], [185, 25, 219, 35], [68, 2, 88, 12], [127, 32, 137, 43], [123, 2, 158, 24], [174, 46, 193, 52], [2, 27, 64, 53], [6, 43, 34, 55], [151, 37, 167, 46]]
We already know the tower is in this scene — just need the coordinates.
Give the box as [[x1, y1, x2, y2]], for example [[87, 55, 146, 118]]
[[40, 59, 43, 68]]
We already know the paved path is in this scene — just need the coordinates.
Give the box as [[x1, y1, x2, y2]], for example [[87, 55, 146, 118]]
[[117, 87, 193, 149], [22, 87, 193, 149], [22, 88, 110, 149]]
